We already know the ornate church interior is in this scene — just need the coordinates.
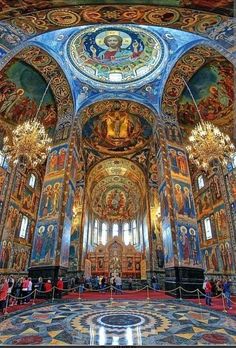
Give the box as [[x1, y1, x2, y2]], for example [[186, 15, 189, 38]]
[[0, 0, 235, 346]]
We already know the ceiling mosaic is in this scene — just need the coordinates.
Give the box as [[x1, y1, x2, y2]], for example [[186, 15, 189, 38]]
[[0, 59, 57, 137], [0, 4, 234, 59], [67, 25, 166, 86], [81, 100, 156, 155], [86, 158, 146, 222], [0, 0, 233, 20], [162, 44, 234, 141], [178, 57, 234, 139]]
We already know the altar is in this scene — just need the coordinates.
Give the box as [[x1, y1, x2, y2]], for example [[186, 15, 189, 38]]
[[86, 237, 145, 278]]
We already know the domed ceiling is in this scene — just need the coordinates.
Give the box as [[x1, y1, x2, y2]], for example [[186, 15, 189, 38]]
[[86, 158, 146, 222], [81, 100, 156, 155], [67, 25, 166, 86]]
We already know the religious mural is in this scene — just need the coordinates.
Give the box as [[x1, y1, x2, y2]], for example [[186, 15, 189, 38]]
[[60, 218, 71, 267], [202, 241, 234, 274], [82, 109, 153, 155], [11, 244, 30, 272], [39, 178, 63, 219], [0, 240, 12, 269], [178, 58, 234, 139], [0, 60, 57, 136], [31, 222, 58, 265], [68, 26, 165, 84], [82, 100, 155, 155], [173, 180, 195, 219], [168, 145, 189, 178], [176, 222, 201, 267], [46, 144, 68, 175], [214, 204, 230, 239]]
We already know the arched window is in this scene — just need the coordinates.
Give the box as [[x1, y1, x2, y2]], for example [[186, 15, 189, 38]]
[[123, 222, 130, 245], [28, 173, 36, 188], [197, 174, 205, 190], [233, 153, 236, 169], [19, 215, 29, 239], [204, 217, 212, 240], [0, 150, 7, 169], [101, 222, 107, 245], [132, 220, 137, 244], [94, 219, 98, 244], [112, 223, 119, 237]]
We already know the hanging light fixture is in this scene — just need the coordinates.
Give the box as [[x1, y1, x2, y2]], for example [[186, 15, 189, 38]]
[[3, 77, 53, 169], [182, 77, 235, 170]]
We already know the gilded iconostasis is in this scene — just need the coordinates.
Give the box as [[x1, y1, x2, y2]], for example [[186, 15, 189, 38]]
[[0, 1, 235, 284]]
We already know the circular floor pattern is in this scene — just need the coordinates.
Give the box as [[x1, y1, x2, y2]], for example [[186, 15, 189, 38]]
[[0, 300, 236, 346]]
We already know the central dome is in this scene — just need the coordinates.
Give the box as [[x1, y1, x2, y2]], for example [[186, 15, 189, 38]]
[[67, 25, 166, 85]]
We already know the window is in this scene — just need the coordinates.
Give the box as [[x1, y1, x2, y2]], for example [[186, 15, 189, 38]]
[[197, 175, 205, 190], [28, 173, 36, 188], [0, 150, 7, 169], [112, 223, 119, 237], [123, 222, 130, 245], [132, 220, 137, 244], [101, 223, 107, 245], [19, 215, 29, 239], [94, 219, 98, 244], [204, 217, 212, 240], [233, 154, 236, 169]]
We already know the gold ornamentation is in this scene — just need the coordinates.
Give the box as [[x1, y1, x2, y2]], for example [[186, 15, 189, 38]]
[[186, 121, 235, 170], [3, 120, 52, 168]]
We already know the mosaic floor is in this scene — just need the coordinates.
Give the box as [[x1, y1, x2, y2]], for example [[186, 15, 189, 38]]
[[0, 300, 236, 346]]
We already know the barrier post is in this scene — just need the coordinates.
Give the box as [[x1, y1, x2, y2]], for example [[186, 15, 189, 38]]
[[146, 286, 150, 300], [4, 294, 9, 315], [52, 287, 55, 302], [110, 286, 113, 301], [32, 290, 37, 305], [78, 287, 81, 301], [179, 287, 182, 301], [197, 289, 201, 306], [221, 293, 227, 312]]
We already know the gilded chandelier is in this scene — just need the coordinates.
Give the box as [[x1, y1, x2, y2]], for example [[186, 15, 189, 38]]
[[3, 76, 53, 169], [182, 77, 235, 170], [3, 120, 52, 168], [186, 121, 235, 170]]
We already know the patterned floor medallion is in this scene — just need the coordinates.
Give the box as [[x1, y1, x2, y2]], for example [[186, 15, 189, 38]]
[[0, 300, 235, 346]]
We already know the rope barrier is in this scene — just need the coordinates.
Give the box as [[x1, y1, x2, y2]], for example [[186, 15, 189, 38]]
[[2, 284, 235, 316]]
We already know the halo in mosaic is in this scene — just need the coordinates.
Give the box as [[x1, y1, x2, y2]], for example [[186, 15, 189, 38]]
[[67, 25, 167, 85]]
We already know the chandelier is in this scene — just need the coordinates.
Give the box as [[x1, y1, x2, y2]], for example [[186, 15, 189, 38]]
[[186, 121, 235, 170], [3, 120, 52, 168], [3, 76, 54, 169], [182, 77, 235, 170]]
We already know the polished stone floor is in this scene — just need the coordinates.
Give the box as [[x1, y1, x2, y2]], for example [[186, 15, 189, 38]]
[[0, 300, 236, 345]]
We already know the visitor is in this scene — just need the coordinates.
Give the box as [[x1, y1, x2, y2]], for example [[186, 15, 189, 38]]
[[22, 276, 29, 304], [12, 277, 23, 305], [216, 278, 223, 296], [26, 277, 33, 303], [101, 275, 106, 293], [44, 280, 52, 299], [115, 274, 122, 294], [7, 275, 14, 306], [223, 277, 232, 309], [70, 277, 75, 291], [56, 277, 64, 299], [151, 274, 160, 291], [128, 276, 133, 291], [34, 277, 43, 294], [205, 279, 212, 306], [79, 275, 85, 294], [0, 277, 8, 315]]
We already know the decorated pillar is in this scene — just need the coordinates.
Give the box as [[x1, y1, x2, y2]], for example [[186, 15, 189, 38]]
[[29, 118, 78, 280], [160, 115, 204, 295]]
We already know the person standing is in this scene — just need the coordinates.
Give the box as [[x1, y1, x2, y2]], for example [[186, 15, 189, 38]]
[[22, 276, 29, 304], [115, 274, 122, 294], [56, 277, 64, 299], [205, 279, 212, 306], [223, 278, 232, 309], [26, 277, 33, 303], [128, 277, 133, 291], [0, 277, 8, 315], [44, 280, 52, 299]]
